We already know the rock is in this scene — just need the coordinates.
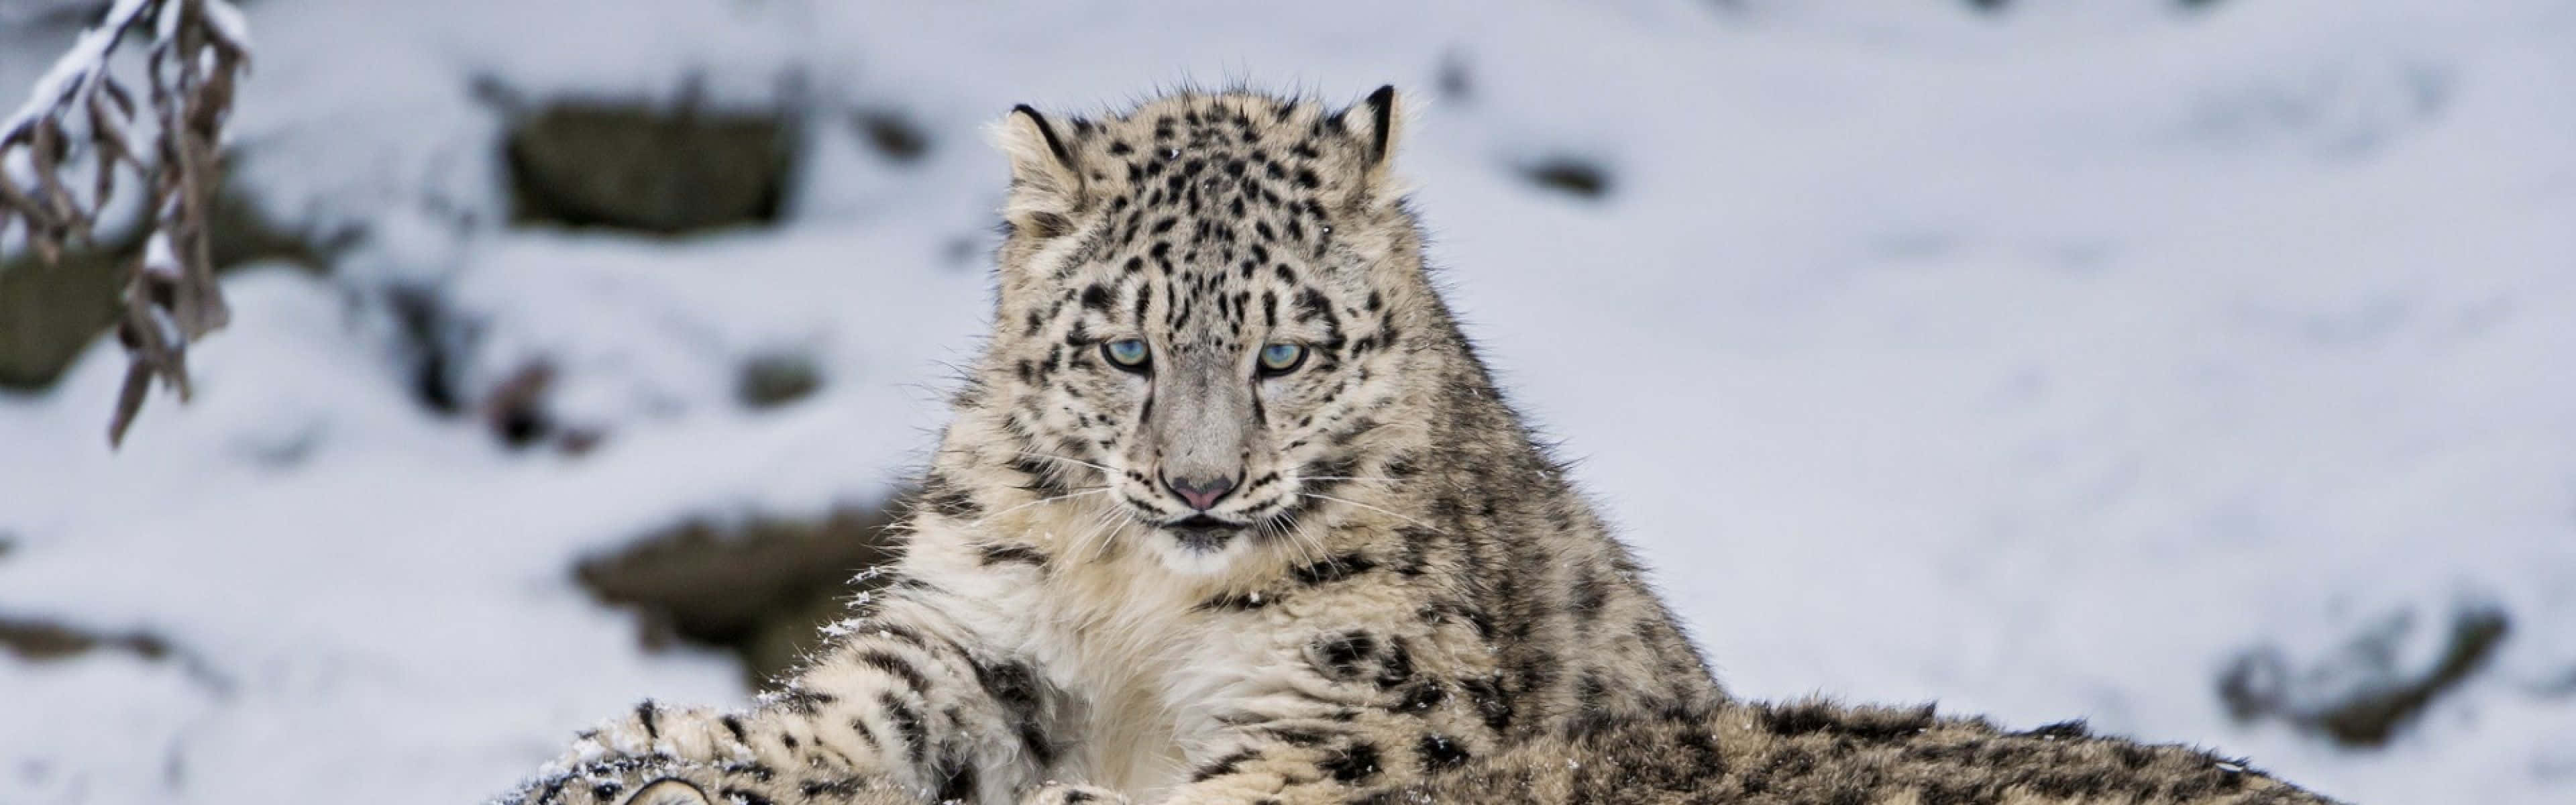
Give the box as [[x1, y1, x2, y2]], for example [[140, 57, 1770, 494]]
[[384, 285, 464, 415], [576, 505, 901, 684], [1, 162, 339, 393], [1436, 50, 1474, 104], [505, 103, 797, 235], [2218, 599, 2512, 747], [0, 614, 168, 662], [0, 612, 231, 692], [853, 109, 930, 165], [203, 179, 349, 272], [737, 351, 823, 409], [479, 362, 558, 449], [0, 247, 127, 391], [1521, 156, 1613, 201]]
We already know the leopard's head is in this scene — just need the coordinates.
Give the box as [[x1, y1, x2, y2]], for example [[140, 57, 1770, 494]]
[[965, 87, 1440, 573]]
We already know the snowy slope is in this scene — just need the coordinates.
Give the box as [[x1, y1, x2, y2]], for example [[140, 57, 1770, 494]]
[[5, 1, 2575, 802]]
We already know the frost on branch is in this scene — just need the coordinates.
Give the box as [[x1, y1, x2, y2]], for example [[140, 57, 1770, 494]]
[[0, 0, 250, 446]]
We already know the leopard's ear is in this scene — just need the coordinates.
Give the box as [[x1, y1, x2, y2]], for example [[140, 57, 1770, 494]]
[[1351, 85, 1402, 166], [1335, 85, 1405, 200], [994, 104, 1087, 239]]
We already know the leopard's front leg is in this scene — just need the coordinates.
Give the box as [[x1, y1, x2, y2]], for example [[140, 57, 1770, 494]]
[[1021, 781, 1132, 805], [1156, 625, 1502, 805], [498, 592, 1069, 805]]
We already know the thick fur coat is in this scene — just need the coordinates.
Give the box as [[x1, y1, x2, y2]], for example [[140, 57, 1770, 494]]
[[497, 88, 2336, 805]]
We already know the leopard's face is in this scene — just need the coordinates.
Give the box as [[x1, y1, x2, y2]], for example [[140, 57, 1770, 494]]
[[981, 90, 1419, 573]]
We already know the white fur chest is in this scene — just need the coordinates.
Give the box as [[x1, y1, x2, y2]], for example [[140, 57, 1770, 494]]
[[908, 504, 1295, 796]]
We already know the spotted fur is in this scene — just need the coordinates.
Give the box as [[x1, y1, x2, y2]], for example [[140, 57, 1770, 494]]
[[496, 87, 2334, 805], [1384, 699, 2335, 804]]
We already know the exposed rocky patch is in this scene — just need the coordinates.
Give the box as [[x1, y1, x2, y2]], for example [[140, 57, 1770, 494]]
[[1521, 156, 1613, 201], [1435, 50, 1474, 104], [506, 102, 798, 235], [737, 351, 823, 410], [852, 109, 930, 165], [384, 288, 606, 453], [0, 247, 126, 391], [576, 505, 902, 684], [479, 362, 562, 451], [0, 613, 233, 695], [2220, 600, 2512, 747], [0, 615, 170, 661], [201, 178, 353, 272], [386, 284, 467, 417], [1, 173, 339, 393]]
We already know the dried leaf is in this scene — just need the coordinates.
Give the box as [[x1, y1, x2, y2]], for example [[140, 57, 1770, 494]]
[[0, 172, 40, 224], [87, 146, 119, 211], [4, 0, 250, 448], [99, 78, 134, 119], [108, 360, 154, 447]]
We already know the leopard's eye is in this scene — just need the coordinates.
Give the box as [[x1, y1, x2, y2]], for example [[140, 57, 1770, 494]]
[[1102, 339, 1150, 372], [1257, 343, 1307, 376]]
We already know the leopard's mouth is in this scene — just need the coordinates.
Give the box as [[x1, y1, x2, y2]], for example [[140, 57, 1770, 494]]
[[1163, 514, 1248, 551]]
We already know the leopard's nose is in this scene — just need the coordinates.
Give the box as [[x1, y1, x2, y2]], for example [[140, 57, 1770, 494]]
[[1164, 473, 1238, 511]]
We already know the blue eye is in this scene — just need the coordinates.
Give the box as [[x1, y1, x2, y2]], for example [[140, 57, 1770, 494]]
[[1102, 339, 1150, 371], [1258, 343, 1307, 375]]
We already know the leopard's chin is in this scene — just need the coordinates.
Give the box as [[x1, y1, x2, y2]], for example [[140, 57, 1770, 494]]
[[1165, 514, 1248, 552]]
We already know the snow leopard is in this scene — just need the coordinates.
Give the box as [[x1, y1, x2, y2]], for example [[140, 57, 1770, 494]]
[[1379, 699, 2336, 804], [496, 87, 2337, 805], [577, 701, 2336, 805]]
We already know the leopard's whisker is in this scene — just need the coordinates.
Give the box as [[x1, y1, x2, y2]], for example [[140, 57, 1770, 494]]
[[971, 487, 1112, 527], [1016, 450, 1120, 476], [1068, 505, 1124, 562], [1297, 492, 1447, 535]]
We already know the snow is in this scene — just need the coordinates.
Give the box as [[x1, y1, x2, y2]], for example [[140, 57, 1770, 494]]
[[5, 0, 2575, 802], [140, 228, 176, 279], [0, 0, 150, 137], [198, 1, 250, 53]]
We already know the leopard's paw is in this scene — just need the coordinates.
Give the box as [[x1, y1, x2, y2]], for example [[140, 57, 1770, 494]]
[[1022, 781, 1132, 805], [623, 779, 712, 805]]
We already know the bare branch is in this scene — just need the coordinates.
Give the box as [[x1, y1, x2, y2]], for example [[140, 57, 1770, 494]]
[[0, 0, 251, 447]]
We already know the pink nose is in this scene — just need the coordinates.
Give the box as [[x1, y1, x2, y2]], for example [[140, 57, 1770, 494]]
[[1165, 474, 1237, 511]]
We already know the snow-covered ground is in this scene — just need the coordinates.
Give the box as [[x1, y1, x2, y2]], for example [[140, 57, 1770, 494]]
[[5, 1, 2574, 802]]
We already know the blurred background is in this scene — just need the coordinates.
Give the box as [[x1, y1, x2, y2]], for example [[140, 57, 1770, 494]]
[[3, 1, 2572, 802]]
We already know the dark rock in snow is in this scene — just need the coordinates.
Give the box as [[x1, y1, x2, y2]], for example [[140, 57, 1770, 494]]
[[506, 102, 798, 235], [0, 613, 233, 692], [737, 351, 824, 409], [578, 506, 901, 684], [201, 176, 353, 272], [480, 362, 559, 450], [1521, 156, 1613, 201], [853, 109, 930, 164], [0, 614, 169, 662], [0, 246, 127, 391], [1, 164, 341, 393], [1436, 50, 1474, 104], [2218, 598, 2512, 747]]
